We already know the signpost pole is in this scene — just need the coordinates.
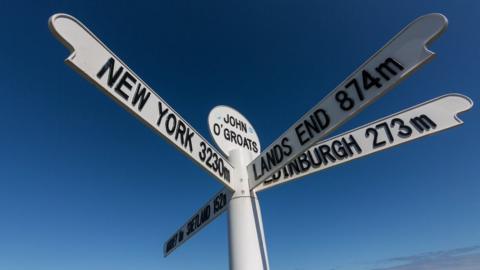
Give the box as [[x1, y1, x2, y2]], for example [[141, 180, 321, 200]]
[[228, 149, 268, 270], [252, 190, 270, 270]]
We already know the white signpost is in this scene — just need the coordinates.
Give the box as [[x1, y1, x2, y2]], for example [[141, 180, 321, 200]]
[[50, 12, 473, 270]]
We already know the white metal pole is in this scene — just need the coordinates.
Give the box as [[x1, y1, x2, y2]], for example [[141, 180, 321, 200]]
[[252, 190, 270, 270], [228, 149, 269, 270]]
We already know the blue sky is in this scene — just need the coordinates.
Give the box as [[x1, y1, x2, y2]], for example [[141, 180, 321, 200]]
[[0, 1, 479, 270]]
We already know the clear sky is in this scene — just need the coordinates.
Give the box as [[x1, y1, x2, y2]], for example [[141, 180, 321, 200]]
[[0, 1, 479, 270]]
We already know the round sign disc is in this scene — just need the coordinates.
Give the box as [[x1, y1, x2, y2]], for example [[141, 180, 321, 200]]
[[208, 106, 261, 158]]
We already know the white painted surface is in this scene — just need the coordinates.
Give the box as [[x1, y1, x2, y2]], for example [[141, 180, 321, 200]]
[[49, 13, 234, 190], [228, 149, 268, 270], [247, 13, 448, 189], [255, 94, 473, 192]]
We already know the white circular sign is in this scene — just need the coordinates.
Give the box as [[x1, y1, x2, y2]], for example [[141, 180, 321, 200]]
[[208, 106, 261, 158]]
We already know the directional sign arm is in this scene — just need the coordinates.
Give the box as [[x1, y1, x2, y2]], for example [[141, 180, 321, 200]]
[[163, 189, 232, 257], [49, 13, 234, 190], [255, 94, 473, 192], [247, 13, 448, 189]]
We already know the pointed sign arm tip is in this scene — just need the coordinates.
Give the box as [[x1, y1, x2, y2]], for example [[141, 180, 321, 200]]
[[413, 13, 448, 40], [49, 13, 86, 54], [440, 92, 474, 115]]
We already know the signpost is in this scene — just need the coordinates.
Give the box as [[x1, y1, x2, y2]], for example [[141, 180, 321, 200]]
[[50, 12, 473, 270], [246, 13, 448, 189], [255, 94, 473, 192]]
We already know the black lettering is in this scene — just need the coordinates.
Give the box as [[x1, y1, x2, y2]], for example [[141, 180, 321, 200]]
[[304, 115, 320, 139], [224, 128, 230, 140], [253, 163, 263, 180], [331, 140, 348, 159], [313, 108, 330, 129], [187, 218, 195, 235], [319, 145, 336, 164], [236, 134, 243, 146], [391, 118, 412, 138], [165, 114, 177, 135], [97, 57, 124, 88], [165, 234, 177, 253], [260, 157, 269, 177], [295, 124, 309, 145], [298, 153, 311, 171], [177, 230, 184, 242], [307, 149, 322, 168], [236, 119, 246, 132], [214, 193, 227, 214], [346, 78, 363, 101], [410, 114, 437, 133], [200, 205, 210, 223], [362, 70, 382, 90], [243, 137, 252, 151], [342, 135, 362, 156], [273, 145, 284, 163], [114, 71, 137, 101], [175, 120, 186, 145], [376, 122, 394, 143], [296, 109, 329, 146], [366, 127, 384, 148], [184, 128, 194, 152], [213, 123, 221, 135], [156, 102, 169, 126], [281, 137, 292, 156], [287, 159, 301, 176], [205, 148, 213, 168], [230, 130, 237, 144], [252, 141, 258, 153], [131, 84, 151, 111], [282, 166, 290, 178], [336, 90, 354, 111], [241, 122, 247, 132], [375, 58, 404, 80]]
